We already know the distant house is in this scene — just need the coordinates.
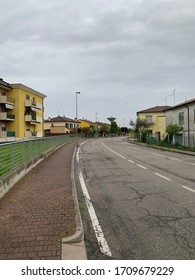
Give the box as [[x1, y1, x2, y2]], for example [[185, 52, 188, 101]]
[[95, 121, 110, 131], [137, 106, 171, 139], [78, 119, 96, 129], [165, 98, 195, 146], [44, 116, 80, 136]]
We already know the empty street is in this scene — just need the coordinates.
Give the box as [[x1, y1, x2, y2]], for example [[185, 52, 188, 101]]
[[76, 137, 195, 259]]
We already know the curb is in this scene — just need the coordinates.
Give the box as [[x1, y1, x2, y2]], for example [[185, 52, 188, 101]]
[[61, 145, 87, 260]]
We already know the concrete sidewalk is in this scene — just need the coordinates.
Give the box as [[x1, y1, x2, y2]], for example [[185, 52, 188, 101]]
[[0, 141, 87, 260]]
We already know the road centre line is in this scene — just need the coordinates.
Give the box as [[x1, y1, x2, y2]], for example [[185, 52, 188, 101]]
[[152, 153, 163, 157], [77, 146, 112, 257], [152, 152, 182, 162], [181, 185, 195, 193], [101, 141, 195, 195], [155, 173, 172, 181], [101, 141, 127, 159], [168, 156, 182, 162], [137, 164, 147, 170]]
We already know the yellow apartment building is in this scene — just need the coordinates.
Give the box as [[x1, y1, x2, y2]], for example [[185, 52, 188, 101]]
[[0, 79, 46, 139], [137, 106, 170, 139], [78, 119, 96, 129]]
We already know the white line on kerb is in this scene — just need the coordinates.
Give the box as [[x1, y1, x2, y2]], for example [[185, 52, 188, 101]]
[[137, 164, 147, 170], [128, 159, 134, 164], [181, 185, 195, 193], [77, 148, 112, 257], [155, 173, 171, 181], [101, 141, 127, 159]]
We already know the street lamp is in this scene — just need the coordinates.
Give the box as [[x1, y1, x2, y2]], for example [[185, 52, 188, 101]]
[[76, 92, 80, 146], [95, 112, 98, 137], [76, 92, 80, 121]]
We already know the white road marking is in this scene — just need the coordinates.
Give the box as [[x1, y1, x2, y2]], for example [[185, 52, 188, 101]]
[[128, 159, 134, 163], [152, 153, 163, 157], [152, 153, 182, 162], [154, 173, 172, 181], [134, 148, 141, 151], [101, 141, 127, 159], [181, 185, 195, 193], [77, 147, 112, 257], [137, 164, 147, 170], [168, 156, 182, 162]]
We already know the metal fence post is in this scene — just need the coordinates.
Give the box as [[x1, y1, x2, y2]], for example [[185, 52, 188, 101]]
[[22, 142, 25, 162], [12, 143, 15, 171], [36, 139, 38, 156], [30, 141, 32, 159]]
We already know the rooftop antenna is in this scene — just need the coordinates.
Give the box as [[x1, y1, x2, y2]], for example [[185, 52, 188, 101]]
[[173, 89, 176, 105]]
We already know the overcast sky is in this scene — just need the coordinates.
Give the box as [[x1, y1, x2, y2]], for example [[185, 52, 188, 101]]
[[1, 0, 195, 126]]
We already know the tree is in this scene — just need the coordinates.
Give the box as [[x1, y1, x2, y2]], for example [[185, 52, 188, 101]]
[[99, 124, 109, 137], [130, 118, 154, 142], [166, 124, 183, 144], [130, 118, 154, 132], [110, 121, 119, 134]]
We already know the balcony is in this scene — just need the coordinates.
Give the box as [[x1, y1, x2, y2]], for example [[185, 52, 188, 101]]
[[0, 96, 15, 109], [25, 131, 37, 137], [0, 131, 6, 138], [25, 114, 42, 124], [25, 100, 42, 111], [0, 112, 15, 121]]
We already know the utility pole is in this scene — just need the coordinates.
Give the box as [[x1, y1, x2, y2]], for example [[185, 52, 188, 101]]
[[166, 89, 176, 106], [95, 112, 98, 137], [76, 92, 80, 146]]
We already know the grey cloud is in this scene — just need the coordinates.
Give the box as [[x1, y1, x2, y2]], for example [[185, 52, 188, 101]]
[[1, 0, 195, 126]]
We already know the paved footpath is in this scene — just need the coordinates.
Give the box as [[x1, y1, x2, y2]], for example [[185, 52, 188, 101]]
[[0, 141, 76, 260]]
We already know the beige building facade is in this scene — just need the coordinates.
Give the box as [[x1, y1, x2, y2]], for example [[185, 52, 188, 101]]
[[137, 106, 170, 139]]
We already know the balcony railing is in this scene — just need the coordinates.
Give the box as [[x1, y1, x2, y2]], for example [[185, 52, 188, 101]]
[[0, 96, 15, 109], [0, 96, 15, 104], [25, 131, 37, 137], [0, 112, 15, 121], [25, 100, 42, 111], [25, 114, 42, 124]]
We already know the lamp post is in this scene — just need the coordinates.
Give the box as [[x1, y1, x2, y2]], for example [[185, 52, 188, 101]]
[[95, 112, 98, 137], [76, 92, 80, 146]]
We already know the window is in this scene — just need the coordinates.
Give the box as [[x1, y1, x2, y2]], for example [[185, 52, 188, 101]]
[[2, 124, 6, 131], [179, 112, 184, 125], [0, 89, 6, 95], [26, 124, 30, 131], [32, 97, 36, 105], [145, 115, 152, 123], [26, 95, 30, 100]]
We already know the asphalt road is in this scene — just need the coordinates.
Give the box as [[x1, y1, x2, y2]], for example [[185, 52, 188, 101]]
[[75, 137, 195, 260]]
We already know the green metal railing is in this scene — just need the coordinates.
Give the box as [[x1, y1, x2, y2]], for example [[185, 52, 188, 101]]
[[0, 135, 75, 178]]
